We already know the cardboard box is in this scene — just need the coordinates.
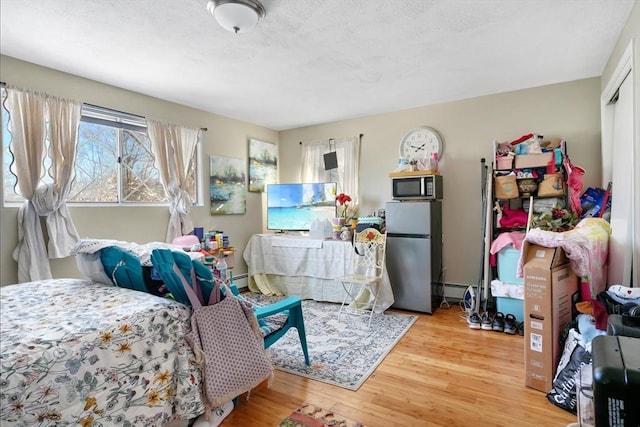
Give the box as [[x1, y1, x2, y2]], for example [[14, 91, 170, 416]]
[[522, 243, 579, 392], [514, 152, 554, 169]]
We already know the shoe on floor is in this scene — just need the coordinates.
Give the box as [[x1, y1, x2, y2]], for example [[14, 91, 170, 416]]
[[467, 312, 481, 329], [492, 312, 505, 332], [193, 400, 235, 427], [480, 312, 493, 330], [517, 321, 525, 336], [504, 313, 517, 335]]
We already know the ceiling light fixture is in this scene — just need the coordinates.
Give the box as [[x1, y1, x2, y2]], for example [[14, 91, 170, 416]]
[[206, 0, 266, 34]]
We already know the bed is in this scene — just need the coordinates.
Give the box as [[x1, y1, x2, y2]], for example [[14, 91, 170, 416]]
[[0, 278, 205, 426]]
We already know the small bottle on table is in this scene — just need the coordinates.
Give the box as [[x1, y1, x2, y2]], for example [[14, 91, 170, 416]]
[[216, 255, 228, 284]]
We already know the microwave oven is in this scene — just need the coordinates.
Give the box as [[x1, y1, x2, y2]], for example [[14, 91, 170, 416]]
[[392, 174, 443, 200]]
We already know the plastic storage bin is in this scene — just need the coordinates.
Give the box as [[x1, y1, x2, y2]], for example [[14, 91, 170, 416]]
[[496, 156, 513, 170], [497, 246, 523, 285], [496, 297, 523, 322]]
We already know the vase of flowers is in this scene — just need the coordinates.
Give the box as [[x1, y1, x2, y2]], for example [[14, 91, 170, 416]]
[[331, 217, 346, 227], [331, 193, 351, 238]]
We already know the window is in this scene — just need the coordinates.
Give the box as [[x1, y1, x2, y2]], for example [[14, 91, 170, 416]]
[[73, 104, 168, 203], [2, 95, 198, 205], [300, 135, 360, 206]]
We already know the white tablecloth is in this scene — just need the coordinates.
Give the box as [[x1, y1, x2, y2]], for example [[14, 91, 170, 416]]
[[243, 234, 394, 313]]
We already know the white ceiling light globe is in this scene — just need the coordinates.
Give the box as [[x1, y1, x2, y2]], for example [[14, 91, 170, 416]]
[[206, 0, 266, 34]]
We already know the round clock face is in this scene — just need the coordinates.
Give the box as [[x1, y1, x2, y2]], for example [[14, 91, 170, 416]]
[[399, 127, 443, 161]]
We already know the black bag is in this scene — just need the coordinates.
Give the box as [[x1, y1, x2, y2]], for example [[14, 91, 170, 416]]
[[597, 291, 624, 315], [546, 328, 592, 414]]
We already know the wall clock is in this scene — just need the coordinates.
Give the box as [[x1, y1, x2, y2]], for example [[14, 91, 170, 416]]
[[399, 127, 443, 161]]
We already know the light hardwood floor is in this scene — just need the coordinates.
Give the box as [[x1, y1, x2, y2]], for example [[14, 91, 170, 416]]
[[220, 303, 576, 427]]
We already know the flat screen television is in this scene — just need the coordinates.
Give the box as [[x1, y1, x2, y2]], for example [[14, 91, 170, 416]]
[[267, 182, 337, 231]]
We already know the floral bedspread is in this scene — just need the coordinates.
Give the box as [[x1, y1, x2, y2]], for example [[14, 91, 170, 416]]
[[0, 278, 205, 426]]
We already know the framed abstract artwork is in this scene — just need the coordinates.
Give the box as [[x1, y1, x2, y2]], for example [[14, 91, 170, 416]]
[[248, 138, 278, 192], [209, 155, 246, 215]]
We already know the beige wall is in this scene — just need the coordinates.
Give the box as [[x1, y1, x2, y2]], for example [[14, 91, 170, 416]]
[[0, 55, 606, 288], [279, 78, 602, 287], [0, 55, 278, 285]]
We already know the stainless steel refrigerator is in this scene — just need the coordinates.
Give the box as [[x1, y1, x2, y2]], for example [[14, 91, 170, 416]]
[[385, 200, 443, 314]]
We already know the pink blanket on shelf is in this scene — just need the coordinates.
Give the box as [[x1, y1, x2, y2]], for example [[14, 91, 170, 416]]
[[489, 231, 526, 266], [517, 218, 611, 297]]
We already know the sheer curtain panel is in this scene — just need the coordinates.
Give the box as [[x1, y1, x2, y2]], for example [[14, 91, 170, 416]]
[[147, 119, 199, 243], [6, 87, 81, 282], [300, 135, 361, 212], [300, 139, 329, 183], [42, 95, 81, 258]]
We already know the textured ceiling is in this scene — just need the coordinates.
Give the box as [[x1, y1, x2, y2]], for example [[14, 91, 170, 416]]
[[0, 0, 635, 130]]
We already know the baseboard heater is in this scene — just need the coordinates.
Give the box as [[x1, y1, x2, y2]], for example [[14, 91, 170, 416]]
[[229, 276, 467, 299], [231, 272, 249, 289], [436, 282, 469, 301]]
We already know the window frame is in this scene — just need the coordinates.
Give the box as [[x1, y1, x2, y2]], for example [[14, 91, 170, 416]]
[[1, 96, 202, 207]]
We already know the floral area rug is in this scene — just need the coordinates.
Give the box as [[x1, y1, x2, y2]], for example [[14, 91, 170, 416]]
[[279, 402, 363, 427], [245, 293, 418, 391]]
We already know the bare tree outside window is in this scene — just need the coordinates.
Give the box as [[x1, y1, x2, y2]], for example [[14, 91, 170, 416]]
[[70, 121, 118, 202]]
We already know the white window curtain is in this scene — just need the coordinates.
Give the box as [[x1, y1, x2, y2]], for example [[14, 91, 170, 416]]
[[300, 135, 361, 215], [6, 87, 82, 282], [45, 95, 82, 258], [147, 119, 199, 243]]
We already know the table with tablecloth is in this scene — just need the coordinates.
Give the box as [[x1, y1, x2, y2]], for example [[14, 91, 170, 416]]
[[243, 234, 394, 313]]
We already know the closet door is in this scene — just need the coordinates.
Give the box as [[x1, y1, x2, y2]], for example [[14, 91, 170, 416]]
[[606, 72, 634, 286]]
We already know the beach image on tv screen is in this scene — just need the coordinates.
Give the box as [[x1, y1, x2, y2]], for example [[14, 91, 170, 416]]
[[267, 182, 336, 231]]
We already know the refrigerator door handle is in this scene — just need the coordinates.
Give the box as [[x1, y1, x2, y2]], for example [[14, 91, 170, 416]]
[[388, 233, 431, 239]]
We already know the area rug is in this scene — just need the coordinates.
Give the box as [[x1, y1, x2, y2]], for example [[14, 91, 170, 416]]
[[279, 402, 363, 427], [245, 293, 418, 390]]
